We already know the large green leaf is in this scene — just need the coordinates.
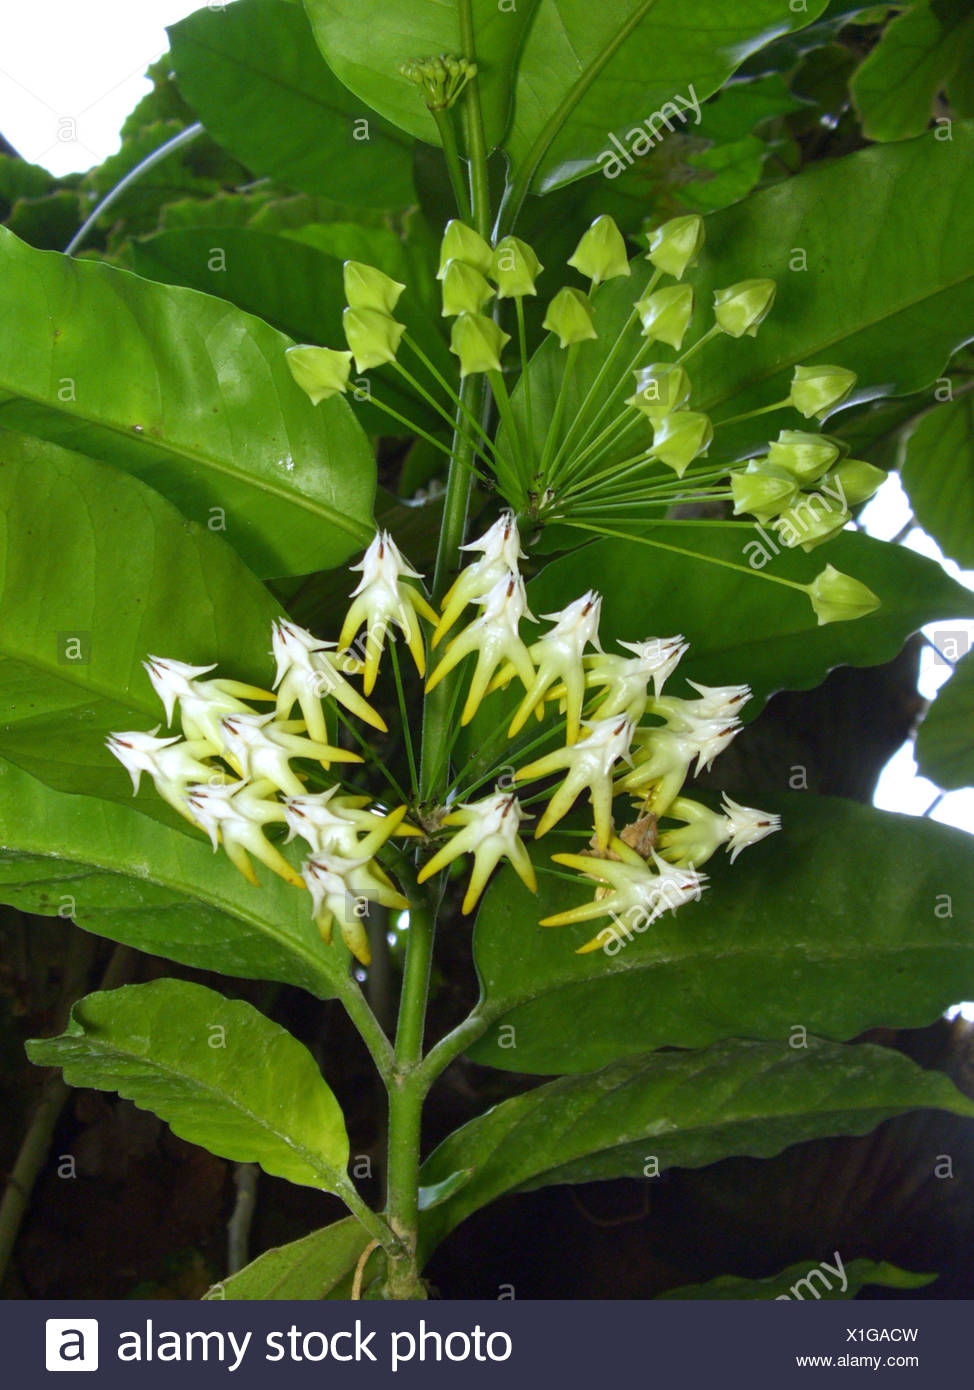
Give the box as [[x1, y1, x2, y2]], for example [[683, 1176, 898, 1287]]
[[169, 1, 415, 209], [0, 434, 274, 799], [0, 226, 374, 579], [915, 649, 974, 791], [27, 980, 351, 1190], [303, 0, 538, 148], [418, 1038, 974, 1255], [900, 393, 974, 570], [0, 432, 284, 804], [519, 125, 974, 487], [0, 759, 347, 999], [131, 224, 450, 437], [851, 0, 974, 141], [467, 796, 974, 1074], [660, 1259, 936, 1300], [204, 1217, 372, 1300], [501, 0, 829, 198]]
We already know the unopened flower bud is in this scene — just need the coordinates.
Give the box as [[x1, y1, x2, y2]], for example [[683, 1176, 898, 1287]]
[[730, 461, 799, 521], [825, 457, 886, 507], [714, 278, 776, 338], [440, 258, 494, 317], [646, 214, 705, 280], [542, 287, 597, 348], [626, 363, 691, 421], [790, 363, 857, 419], [343, 260, 405, 315], [437, 219, 493, 278], [649, 411, 713, 475], [806, 564, 880, 625], [772, 499, 850, 551], [567, 215, 630, 286], [449, 311, 510, 377], [342, 306, 405, 371], [491, 235, 542, 297], [636, 284, 694, 350], [766, 429, 842, 484], [285, 345, 353, 404]]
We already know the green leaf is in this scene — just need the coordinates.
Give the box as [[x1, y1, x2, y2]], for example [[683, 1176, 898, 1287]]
[[659, 1259, 937, 1300], [501, 0, 829, 198], [916, 649, 974, 790], [851, 0, 974, 141], [302, 0, 538, 148], [521, 126, 974, 489], [0, 432, 281, 805], [169, 1, 415, 208], [131, 225, 449, 437], [0, 758, 347, 999], [519, 529, 972, 719], [27, 979, 351, 1190], [0, 226, 374, 579], [418, 1038, 974, 1255], [900, 393, 974, 570], [204, 1218, 372, 1299], [468, 796, 974, 1074]]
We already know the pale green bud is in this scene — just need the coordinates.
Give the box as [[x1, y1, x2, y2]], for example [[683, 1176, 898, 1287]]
[[343, 260, 405, 315], [400, 54, 477, 110], [285, 345, 353, 404], [437, 219, 493, 278], [626, 363, 691, 421], [772, 499, 851, 551], [825, 457, 886, 507], [766, 429, 842, 484], [714, 278, 776, 337], [342, 307, 406, 371], [807, 564, 880, 625], [730, 461, 799, 522], [567, 215, 631, 286], [542, 286, 597, 348], [491, 236, 543, 298], [646, 214, 705, 280], [440, 258, 494, 317], [449, 311, 511, 377], [649, 411, 713, 476], [790, 363, 857, 419], [636, 284, 695, 350]]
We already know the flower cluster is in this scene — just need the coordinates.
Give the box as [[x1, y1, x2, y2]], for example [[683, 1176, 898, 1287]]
[[109, 518, 780, 964]]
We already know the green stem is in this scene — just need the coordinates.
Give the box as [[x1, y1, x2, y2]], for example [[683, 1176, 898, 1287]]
[[515, 297, 535, 479], [715, 396, 791, 428], [459, 2, 490, 240], [488, 368, 530, 492], [389, 643, 419, 797], [337, 1178, 401, 1254], [562, 520, 811, 592], [547, 305, 641, 483], [399, 340, 499, 458], [537, 341, 579, 486], [431, 106, 473, 222]]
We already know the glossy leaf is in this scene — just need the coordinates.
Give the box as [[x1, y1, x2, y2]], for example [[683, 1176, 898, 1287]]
[[659, 1259, 937, 1300], [915, 650, 974, 791], [204, 1218, 372, 1300], [520, 126, 974, 486], [0, 432, 284, 805], [502, 0, 829, 198], [169, 1, 415, 208], [0, 759, 347, 999], [0, 226, 374, 578], [851, 0, 974, 141], [468, 796, 974, 1074], [27, 980, 351, 1190], [419, 1038, 974, 1254], [131, 224, 450, 436], [900, 393, 974, 570], [303, 0, 537, 148]]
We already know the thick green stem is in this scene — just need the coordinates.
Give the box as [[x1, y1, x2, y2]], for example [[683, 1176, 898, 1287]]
[[432, 106, 473, 222]]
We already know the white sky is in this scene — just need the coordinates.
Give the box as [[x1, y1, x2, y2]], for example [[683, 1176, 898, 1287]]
[[2, 4, 972, 857]]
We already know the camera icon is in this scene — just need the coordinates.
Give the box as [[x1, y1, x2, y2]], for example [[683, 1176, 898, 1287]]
[[45, 1320, 99, 1372]]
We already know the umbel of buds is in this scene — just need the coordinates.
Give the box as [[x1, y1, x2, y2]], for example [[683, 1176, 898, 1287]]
[[400, 53, 477, 110], [109, 517, 781, 965]]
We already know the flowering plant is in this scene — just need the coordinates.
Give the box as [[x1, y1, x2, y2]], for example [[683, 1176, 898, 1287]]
[[4, 0, 974, 1305]]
